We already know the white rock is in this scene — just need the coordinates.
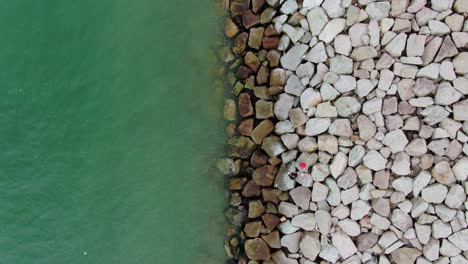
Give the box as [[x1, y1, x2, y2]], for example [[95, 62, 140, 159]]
[[299, 231, 321, 260], [409, 97, 434, 107], [311, 182, 329, 202], [432, 161, 456, 185], [423, 238, 440, 261], [334, 75, 356, 93], [432, 220, 452, 238], [431, 0, 453, 12], [371, 213, 391, 230], [335, 96, 361, 117], [391, 152, 411, 175], [350, 200, 371, 220], [307, 7, 328, 36], [405, 138, 428, 156], [357, 115, 376, 141], [383, 129, 409, 153], [338, 219, 361, 237], [319, 244, 340, 263], [385, 33, 408, 57], [417, 63, 440, 80], [341, 186, 359, 205], [452, 157, 468, 181], [445, 184, 466, 209], [421, 184, 448, 204], [279, 201, 299, 218], [406, 34, 426, 57], [453, 99, 468, 121], [330, 55, 353, 74], [448, 229, 468, 251], [392, 177, 413, 196], [322, 0, 345, 18], [315, 102, 337, 117], [453, 52, 468, 74], [363, 150, 387, 171], [348, 145, 366, 167], [334, 34, 352, 56], [319, 19, 346, 43], [304, 118, 331, 136], [315, 210, 332, 234], [281, 44, 309, 71], [440, 61, 456, 81], [440, 239, 461, 257], [303, 0, 324, 9], [274, 93, 294, 120], [392, 209, 413, 232], [366, 2, 391, 21], [305, 42, 327, 63], [329, 119, 353, 137], [330, 152, 348, 178], [300, 88, 322, 110], [331, 231, 358, 259], [434, 83, 462, 106], [291, 213, 316, 231], [378, 69, 394, 91], [428, 20, 451, 35], [415, 223, 432, 244], [362, 97, 382, 115], [280, 0, 298, 14]]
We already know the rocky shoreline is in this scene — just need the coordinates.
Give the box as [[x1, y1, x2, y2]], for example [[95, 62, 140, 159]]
[[218, 0, 468, 263]]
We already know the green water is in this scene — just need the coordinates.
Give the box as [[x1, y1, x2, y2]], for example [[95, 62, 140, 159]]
[[0, 1, 226, 263]]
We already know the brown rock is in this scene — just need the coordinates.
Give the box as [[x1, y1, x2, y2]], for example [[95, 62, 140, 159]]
[[249, 27, 264, 50], [239, 93, 254, 117], [230, 0, 250, 17], [262, 188, 282, 204], [224, 18, 239, 38], [264, 24, 278, 36], [251, 150, 269, 168], [239, 118, 254, 136], [256, 66, 270, 85], [270, 68, 291, 86], [266, 50, 281, 67], [251, 119, 274, 144], [256, 99, 274, 119], [252, 0, 266, 13], [226, 123, 237, 137], [228, 177, 248, 191], [244, 221, 262, 237], [245, 238, 271, 260], [253, 165, 277, 186], [242, 10, 260, 29], [236, 65, 253, 79], [245, 52, 261, 72], [242, 180, 262, 197], [248, 200, 265, 218], [262, 230, 281, 248], [262, 37, 279, 50], [233, 32, 248, 54], [262, 213, 280, 231], [226, 136, 256, 159], [289, 108, 308, 127]]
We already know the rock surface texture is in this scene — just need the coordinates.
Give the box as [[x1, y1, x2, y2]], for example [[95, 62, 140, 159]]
[[221, 0, 468, 263]]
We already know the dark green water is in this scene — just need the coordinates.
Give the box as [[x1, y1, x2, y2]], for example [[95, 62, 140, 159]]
[[0, 1, 226, 263]]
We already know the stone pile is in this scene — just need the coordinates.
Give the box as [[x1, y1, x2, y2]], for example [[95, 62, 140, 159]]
[[219, 0, 468, 263]]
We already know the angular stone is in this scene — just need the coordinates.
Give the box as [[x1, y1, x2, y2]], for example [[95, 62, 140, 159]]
[[245, 238, 271, 260], [281, 44, 309, 71]]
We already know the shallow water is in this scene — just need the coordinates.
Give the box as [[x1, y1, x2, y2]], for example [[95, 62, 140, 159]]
[[0, 1, 226, 263]]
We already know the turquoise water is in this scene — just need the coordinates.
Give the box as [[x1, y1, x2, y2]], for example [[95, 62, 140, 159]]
[[0, 1, 226, 263]]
